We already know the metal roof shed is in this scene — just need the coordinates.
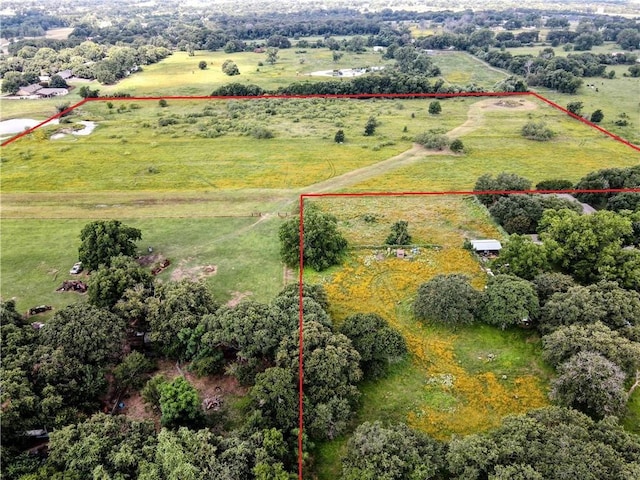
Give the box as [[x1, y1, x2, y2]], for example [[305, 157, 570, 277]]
[[471, 239, 502, 252]]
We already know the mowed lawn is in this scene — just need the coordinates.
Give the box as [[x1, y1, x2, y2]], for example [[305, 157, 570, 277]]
[[99, 48, 394, 97], [431, 51, 507, 88], [1, 216, 285, 314]]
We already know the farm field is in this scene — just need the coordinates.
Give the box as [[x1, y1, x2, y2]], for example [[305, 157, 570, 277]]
[[458, 47, 640, 145], [1, 85, 639, 476], [430, 51, 507, 88], [2, 96, 637, 195], [99, 49, 393, 97], [308, 195, 551, 478]]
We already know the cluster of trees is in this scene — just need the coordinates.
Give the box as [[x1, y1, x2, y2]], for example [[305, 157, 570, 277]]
[[474, 173, 583, 234], [339, 407, 640, 479], [476, 49, 637, 93], [412, 166, 640, 422], [473, 171, 639, 287], [414, 272, 640, 416], [2, 218, 408, 478], [213, 74, 487, 98], [574, 165, 640, 210], [0, 40, 171, 89], [0, 10, 67, 39]]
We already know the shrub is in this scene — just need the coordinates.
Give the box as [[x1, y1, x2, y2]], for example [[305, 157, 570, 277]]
[[158, 99, 167, 107], [535, 179, 574, 191], [521, 121, 555, 141], [158, 117, 177, 127], [428, 100, 442, 114], [222, 59, 240, 76], [334, 129, 345, 143], [415, 131, 449, 150], [566, 101, 583, 116], [590, 109, 604, 123], [364, 116, 377, 136], [385, 221, 411, 245], [449, 138, 464, 153], [198, 60, 207, 70], [250, 127, 274, 139]]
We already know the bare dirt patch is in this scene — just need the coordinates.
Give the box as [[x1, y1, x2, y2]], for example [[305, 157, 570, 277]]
[[447, 98, 538, 138], [226, 290, 253, 307], [120, 359, 249, 425], [170, 258, 217, 281], [137, 253, 164, 267]]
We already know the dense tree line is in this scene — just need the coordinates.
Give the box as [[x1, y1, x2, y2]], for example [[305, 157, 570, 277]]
[[0, 10, 67, 39], [475, 49, 637, 93], [574, 165, 640, 210], [1, 218, 409, 478], [212, 73, 486, 97], [0, 40, 171, 90], [4, 6, 637, 93]]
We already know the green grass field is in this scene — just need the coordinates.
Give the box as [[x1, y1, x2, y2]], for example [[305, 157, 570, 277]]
[[431, 52, 507, 88], [1, 215, 284, 315], [1, 46, 639, 476], [100, 49, 393, 97]]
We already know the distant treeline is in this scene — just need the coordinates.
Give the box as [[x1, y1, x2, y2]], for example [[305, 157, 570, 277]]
[[4, 7, 638, 53], [211, 73, 489, 97], [0, 11, 68, 38]]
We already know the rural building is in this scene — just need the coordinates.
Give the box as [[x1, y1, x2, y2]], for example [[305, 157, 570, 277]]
[[37, 87, 69, 97], [471, 239, 502, 255], [56, 69, 74, 80], [16, 84, 42, 96]]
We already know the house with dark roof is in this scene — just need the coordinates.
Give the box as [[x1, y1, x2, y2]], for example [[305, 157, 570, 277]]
[[56, 69, 74, 80], [16, 84, 42, 96]]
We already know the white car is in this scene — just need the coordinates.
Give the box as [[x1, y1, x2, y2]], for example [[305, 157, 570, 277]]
[[69, 262, 83, 274]]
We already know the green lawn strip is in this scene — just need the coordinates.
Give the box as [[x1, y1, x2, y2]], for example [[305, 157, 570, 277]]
[[0, 190, 294, 220], [312, 437, 348, 480], [624, 389, 640, 435], [431, 51, 507, 88], [1, 216, 284, 313]]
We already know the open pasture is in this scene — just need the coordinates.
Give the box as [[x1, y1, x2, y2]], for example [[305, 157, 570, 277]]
[[348, 96, 639, 192], [98, 49, 394, 97], [311, 195, 550, 477], [430, 51, 507, 88], [0, 214, 284, 314], [0, 97, 471, 193]]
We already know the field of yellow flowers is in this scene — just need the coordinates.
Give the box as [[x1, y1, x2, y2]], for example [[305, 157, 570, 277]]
[[315, 196, 550, 439]]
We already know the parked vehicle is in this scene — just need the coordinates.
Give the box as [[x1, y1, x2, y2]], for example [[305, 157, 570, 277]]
[[69, 262, 83, 274]]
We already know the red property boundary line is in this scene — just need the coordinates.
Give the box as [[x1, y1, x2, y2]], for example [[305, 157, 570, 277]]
[[3, 91, 638, 477], [297, 187, 640, 478], [2, 91, 639, 151]]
